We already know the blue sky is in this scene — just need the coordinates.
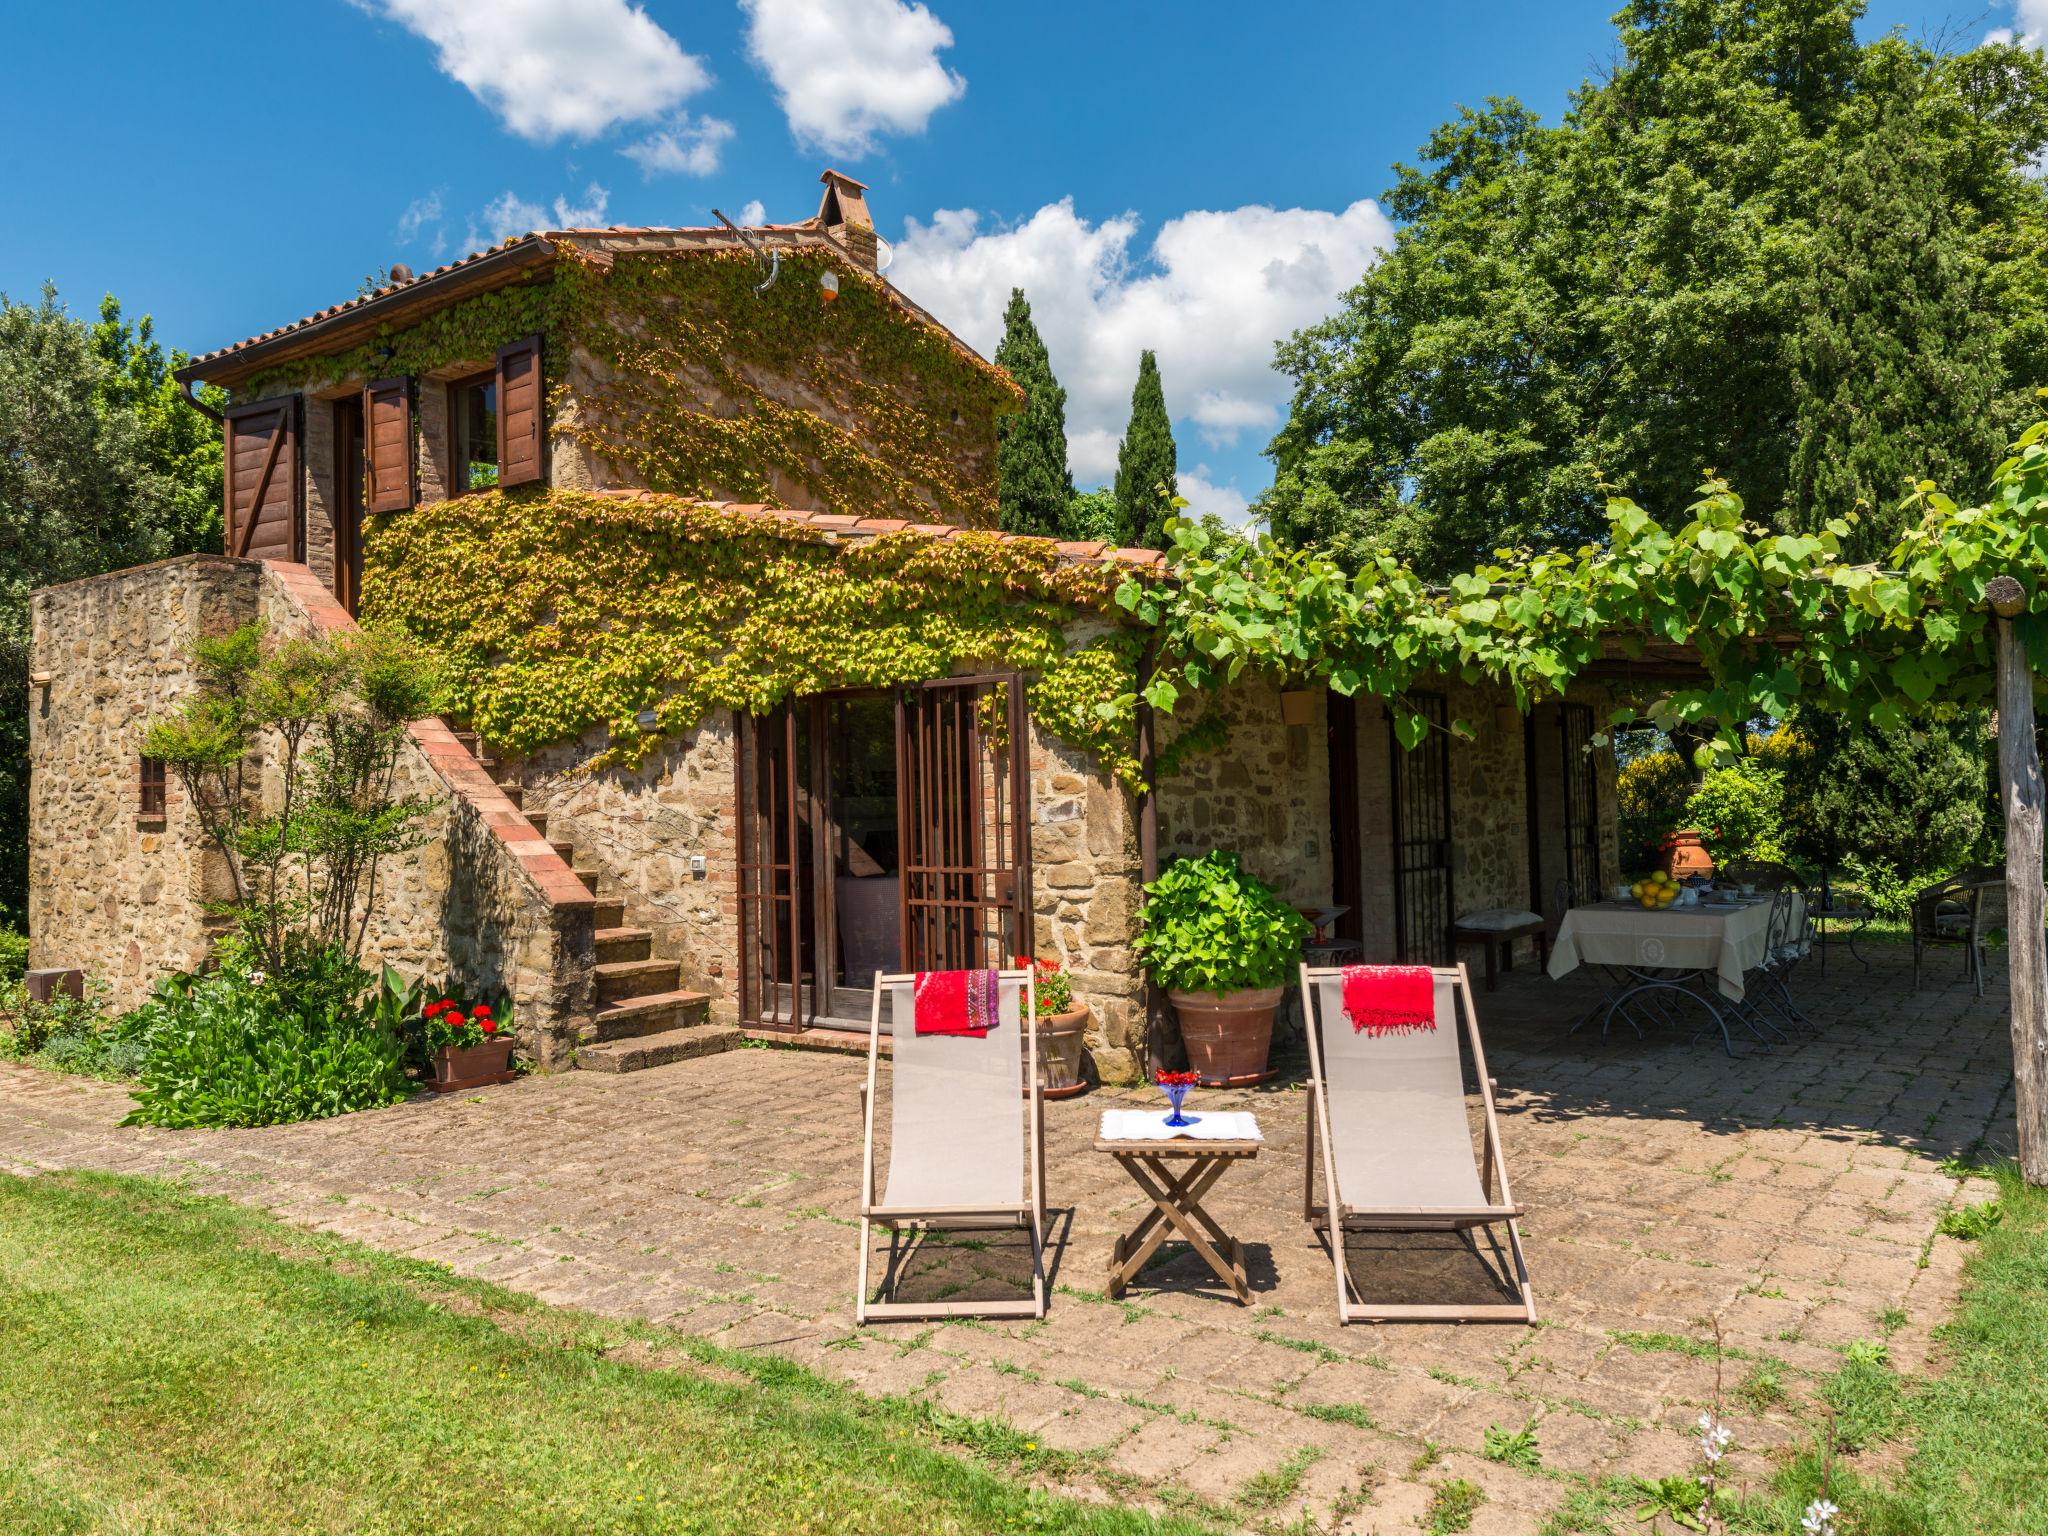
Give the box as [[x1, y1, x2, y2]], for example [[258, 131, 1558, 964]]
[[0, 0, 2025, 519]]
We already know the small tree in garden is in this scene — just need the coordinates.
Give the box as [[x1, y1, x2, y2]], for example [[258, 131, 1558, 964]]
[[143, 621, 442, 977]]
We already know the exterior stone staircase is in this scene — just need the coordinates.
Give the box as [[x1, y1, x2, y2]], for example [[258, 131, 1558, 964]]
[[450, 728, 740, 1073]]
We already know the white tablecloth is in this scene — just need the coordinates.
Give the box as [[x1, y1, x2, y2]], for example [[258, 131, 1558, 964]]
[[1545, 896, 1801, 1001], [1098, 1109, 1263, 1143]]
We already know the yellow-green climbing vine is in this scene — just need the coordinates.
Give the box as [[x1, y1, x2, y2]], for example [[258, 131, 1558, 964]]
[[239, 245, 1013, 527], [361, 487, 1145, 785]]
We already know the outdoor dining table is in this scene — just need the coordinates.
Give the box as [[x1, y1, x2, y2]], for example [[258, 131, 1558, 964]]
[[1545, 893, 1803, 1056]]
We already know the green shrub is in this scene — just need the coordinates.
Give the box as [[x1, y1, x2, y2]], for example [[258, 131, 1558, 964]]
[[0, 975, 148, 1081], [123, 936, 412, 1129], [1780, 710, 1991, 877], [1685, 753, 1789, 867], [1618, 747, 1693, 870], [1135, 850, 1312, 995], [0, 925, 26, 982]]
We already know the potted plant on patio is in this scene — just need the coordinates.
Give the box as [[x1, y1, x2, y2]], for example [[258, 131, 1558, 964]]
[[1019, 954, 1091, 1099], [1137, 850, 1312, 1086], [420, 995, 516, 1093]]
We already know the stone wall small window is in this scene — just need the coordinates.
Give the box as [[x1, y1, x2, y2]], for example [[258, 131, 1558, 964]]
[[138, 754, 167, 822], [449, 372, 498, 493]]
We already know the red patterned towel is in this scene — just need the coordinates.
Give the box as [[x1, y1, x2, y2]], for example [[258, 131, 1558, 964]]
[[1340, 965, 1437, 1036], [914, 969, 1001, 1037]]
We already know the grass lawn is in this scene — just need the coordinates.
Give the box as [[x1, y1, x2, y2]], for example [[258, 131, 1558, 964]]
[[0, 1171, 1212, 1536]]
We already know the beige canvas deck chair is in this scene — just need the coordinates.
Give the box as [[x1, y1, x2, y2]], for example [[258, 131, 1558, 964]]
[[856, 969, 1046, 1323], [1300, 962, 1535, 1324]]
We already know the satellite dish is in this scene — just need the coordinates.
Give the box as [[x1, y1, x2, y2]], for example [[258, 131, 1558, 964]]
[[873, 236, 895, 275]]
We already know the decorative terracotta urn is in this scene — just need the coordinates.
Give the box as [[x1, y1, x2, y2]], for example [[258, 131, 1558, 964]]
[[1280, 689, 1317, 727], [428, 1038, 516, 1093], [1021, 1005, 1092, 1099], [1661, 829, 1715, 881], [1168, 986, 1284, 1086]]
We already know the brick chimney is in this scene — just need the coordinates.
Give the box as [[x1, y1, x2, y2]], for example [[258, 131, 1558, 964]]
[[816, 168, 879, 272]]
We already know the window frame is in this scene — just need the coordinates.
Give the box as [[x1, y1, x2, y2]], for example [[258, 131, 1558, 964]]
[[446, 369, 500, 497]]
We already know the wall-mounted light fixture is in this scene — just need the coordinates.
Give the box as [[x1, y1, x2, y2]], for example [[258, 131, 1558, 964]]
[[820, 271, 840, 304], [636, 708, 659, 732]]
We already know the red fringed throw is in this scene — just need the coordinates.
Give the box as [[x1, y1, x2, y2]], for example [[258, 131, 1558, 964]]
[[1340, 964, 1437, 1036], [914, 969, 1001, 1037]]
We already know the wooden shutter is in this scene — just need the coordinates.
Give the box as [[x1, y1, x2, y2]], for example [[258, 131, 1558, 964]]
[[223, 396, 300, 561], [362, 377, 414, 513], [494, 334, 544, 488]]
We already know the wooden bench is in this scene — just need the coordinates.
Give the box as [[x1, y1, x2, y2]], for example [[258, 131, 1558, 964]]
[[1451, 911, 1549, 992]]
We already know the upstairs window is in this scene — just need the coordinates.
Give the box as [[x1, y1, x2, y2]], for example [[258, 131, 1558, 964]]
[[138, 754, 167, 821], [450, 372, 498, 493]]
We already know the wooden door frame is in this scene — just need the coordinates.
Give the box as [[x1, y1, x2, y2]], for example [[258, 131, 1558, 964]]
[[331, 395, 365, 615]]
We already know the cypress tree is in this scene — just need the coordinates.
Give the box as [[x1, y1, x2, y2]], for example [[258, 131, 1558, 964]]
[[992, 289, 1073, 537], [1112, 350, 1178, 549]]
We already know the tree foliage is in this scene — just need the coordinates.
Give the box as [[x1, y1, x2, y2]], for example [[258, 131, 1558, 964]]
[[992, 288, 1074, 538], [0, 286, 222, 922], [1778, 710, 1991, 877], [1260, 0, 2048, 576], [1113, 350, 1178, 549]]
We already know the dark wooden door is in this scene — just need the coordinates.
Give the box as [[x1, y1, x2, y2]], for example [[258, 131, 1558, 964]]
[[1558, 702, 1602, 906], [332, 396, 365, 615], [737, 704, 805, 1028], [1389, 692, 1454, 963], [896, 674, 1032, 972]]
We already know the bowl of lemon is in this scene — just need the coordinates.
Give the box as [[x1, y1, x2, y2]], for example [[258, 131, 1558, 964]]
[[1628, 871, 1681, 909]]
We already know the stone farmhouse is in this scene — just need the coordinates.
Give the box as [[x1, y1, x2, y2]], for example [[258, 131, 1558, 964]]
[[26, 170, 1624, 1084]]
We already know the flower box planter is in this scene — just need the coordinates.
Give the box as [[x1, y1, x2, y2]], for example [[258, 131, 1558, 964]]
[[1168, 986, 1284, 1086], [1021, 1004, 1091, 1099], [427, 1037, 515, 1093]]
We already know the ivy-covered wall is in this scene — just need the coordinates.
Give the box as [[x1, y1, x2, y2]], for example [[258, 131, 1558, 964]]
[[359, 486, 1145, 785], [241, 244, 1018, 535]]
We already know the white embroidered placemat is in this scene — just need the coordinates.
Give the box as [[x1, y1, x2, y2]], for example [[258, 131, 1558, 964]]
[[1098, 1109, 1263, 1143]]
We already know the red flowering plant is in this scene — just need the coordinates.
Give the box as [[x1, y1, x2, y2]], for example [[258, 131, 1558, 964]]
[[1015, 954, 1073, 1016], [421, 996, 507, 1052], [1154, 1070, 1200, 1089]]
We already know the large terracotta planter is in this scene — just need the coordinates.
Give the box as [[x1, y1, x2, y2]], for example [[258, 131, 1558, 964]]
[[428, 1037, 516, 1093], [1279, 689, 1317, 727], [1662, 829, 1715, 881], [1168, 986, 1284, 1087], [1021, 1005, 1091, 1099]]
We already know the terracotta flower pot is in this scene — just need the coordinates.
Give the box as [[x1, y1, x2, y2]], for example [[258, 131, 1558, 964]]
[[1662, 829, 1715, 881], [428, 1037, 516, 1093], [1021, 1005, 1092, 1099], [1168, 985, 1284, 1086], [1279, 689, 1317, 727]]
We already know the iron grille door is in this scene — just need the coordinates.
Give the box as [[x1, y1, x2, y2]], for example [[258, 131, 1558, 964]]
[[897, 674, 1032, 971], [1389, 693, 1454, 963], [737, 704, 806, 1028], [1559, 703, 1601, 907]]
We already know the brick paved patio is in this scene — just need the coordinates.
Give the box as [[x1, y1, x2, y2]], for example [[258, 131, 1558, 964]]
[[0, 944, 2011, 1533]]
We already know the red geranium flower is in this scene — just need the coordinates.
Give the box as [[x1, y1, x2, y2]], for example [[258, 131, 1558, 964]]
[[445, 1012, 465, 1029], [481, 1019, 497, 1034], [473, 1005, 491, 1018]]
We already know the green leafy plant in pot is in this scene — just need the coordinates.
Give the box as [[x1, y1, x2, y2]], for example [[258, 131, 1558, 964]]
[[1136, 851, 1311, 1085]]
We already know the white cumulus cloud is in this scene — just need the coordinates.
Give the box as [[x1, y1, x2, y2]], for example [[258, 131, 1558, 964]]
[[741, 0, 965, 156], [1179, 468, 1254, 528], [1987, 0, 2048, 45], [468, 183, 611, 249], [736, 199, 769, 227], [889, 196, 1394, 483], [354, 0, 710, 142], [622, 114, 736, 177]]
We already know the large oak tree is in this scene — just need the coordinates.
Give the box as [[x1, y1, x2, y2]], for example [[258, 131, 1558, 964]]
[[1261, 0, 2048, 576]]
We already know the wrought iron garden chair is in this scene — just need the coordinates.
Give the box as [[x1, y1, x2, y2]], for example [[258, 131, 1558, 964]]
[[1911, 871, 1995, 992]]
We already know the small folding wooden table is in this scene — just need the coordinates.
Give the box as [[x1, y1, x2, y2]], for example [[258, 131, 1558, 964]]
[[1096, 1111, 1262, 1305]]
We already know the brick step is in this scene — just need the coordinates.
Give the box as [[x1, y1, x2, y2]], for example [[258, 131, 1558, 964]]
[[525, 811, 548, 837], [577, 1021, 741, 1073], [574, 866, 603, 896], [595, 925, 654, 965], [548, 839, 576, 864], [499, 783, 525, 809], [596, 958, 680, 1002], [592, 899, 626, 929], [582, 989, 711, 1042]]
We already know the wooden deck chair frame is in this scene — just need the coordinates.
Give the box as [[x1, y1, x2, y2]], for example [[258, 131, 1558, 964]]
[[1299, 962, 1536, 1324], [855, 969, 1047, 1323]]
